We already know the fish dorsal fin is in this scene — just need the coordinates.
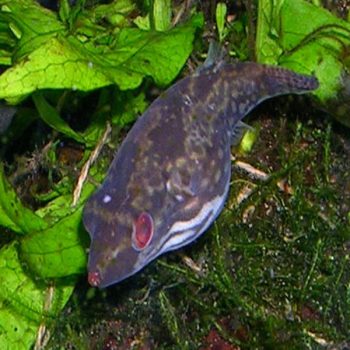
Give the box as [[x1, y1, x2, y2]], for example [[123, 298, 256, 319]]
[[195, 41, 227, 76]]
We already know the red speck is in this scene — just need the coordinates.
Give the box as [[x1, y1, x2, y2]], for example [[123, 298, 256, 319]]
[[132, 212, 154, 250], [88, 271, 101, 287]]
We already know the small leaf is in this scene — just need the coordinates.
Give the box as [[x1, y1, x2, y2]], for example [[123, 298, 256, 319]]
[[133, 14, 151, 30], [216, 2, 227, 42], [58, 0, 71, 24], [93, 0, 136, 26], [32, 93, 84, 143], [152, 0, 172, 31]]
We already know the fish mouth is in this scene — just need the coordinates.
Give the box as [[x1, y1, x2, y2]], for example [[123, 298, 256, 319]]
[[87, 245, 143, 288], [88, 270, 101, 287]]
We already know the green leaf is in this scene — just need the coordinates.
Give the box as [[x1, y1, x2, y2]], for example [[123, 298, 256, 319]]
[[93, 0, 136, 27], [111, 90, 148, 126], [58, 0, 71, 24], [152, 0, 172, 31], [216, 2, 227, 42], [32, 93, 84, 143], [0, 0, 65, 61], [20, 204, 89, 279], [256, 0, 286, 65], [0, 164, 47, 234], [0, 241, 74, 350], [20, 180, 96, 279], [256, 0, 350, 127], [0, 50, 11, 66], [256, 0, 350, 95], [133, 14, 151, 30], [134, 0, 172, 31], [0, 13, 203, 103]]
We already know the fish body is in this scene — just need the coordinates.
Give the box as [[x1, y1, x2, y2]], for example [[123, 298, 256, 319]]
[[83, 62, 318, 288]]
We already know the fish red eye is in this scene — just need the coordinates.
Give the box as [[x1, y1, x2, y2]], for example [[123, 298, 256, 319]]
[[132, 212, 154, 250]]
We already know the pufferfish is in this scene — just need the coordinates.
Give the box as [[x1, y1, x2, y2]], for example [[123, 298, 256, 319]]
[[83, 57, 318, 288]]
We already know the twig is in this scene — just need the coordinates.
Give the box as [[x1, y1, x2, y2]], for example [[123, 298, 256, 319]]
[[232, 158, 335, 229], [34, 285, 54, 350], [234, 159, 293, 194], [72, 122, 112, 206]]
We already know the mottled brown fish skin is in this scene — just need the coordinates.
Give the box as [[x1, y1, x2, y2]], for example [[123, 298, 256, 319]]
[[83, 62, 318, 288]]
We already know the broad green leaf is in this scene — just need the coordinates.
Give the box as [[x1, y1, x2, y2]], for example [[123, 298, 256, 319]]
[[20, 179, 97, 278], [0, 164, 47, 234], [20, 205, 89, 279], [279, 0, 350, 101], [32, 93, 84, 143], [0, 13, 203, 103], [256, 0, 350, 127], [0, 241, 74, 350], [0, 0, 65, 61], [80, 12, 203, 88], [17, 156, 101, 279], [256, 0, 286, 64], [18, 143, 111, 279], [35, 194, 75, 222], [0, 35, 110, 104]]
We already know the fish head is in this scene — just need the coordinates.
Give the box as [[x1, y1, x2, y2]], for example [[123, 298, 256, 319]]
[[83, 188, 160, 288]]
